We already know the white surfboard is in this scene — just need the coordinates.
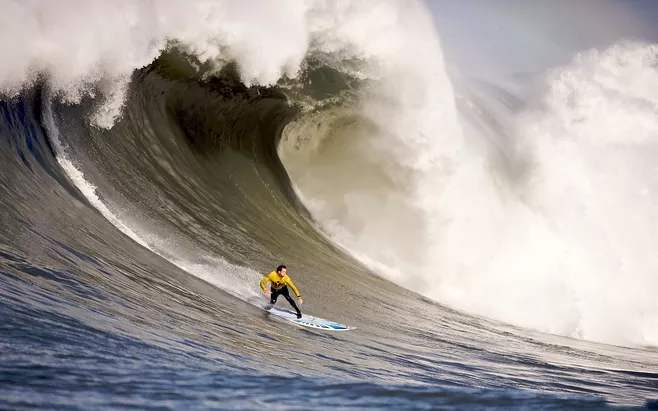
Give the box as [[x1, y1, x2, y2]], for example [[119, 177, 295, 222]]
[[267, 306, 352, 331]]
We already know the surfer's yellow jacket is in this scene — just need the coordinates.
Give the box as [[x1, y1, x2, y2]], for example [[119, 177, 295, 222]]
[[259, 271, 301, 297]]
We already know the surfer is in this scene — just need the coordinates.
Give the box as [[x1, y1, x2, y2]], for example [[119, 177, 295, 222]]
[[259, 265, 303, 319]]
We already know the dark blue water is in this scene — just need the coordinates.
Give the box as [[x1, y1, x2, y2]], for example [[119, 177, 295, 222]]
[[3, 298, 644, 411]]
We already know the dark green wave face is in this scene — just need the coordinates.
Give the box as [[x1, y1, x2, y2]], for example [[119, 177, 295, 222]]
[[1, 50, 657, 410]]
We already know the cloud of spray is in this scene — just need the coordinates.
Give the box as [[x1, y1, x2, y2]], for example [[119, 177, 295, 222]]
[[415, 43, 658, 346], [287, 41, 658, 346], [1, 0, 310, 127], [279, 0, 463, 289], [279, 11, 658, 344]]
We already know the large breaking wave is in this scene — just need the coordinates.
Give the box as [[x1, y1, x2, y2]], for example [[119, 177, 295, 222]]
[[2, 0, 658, 347]]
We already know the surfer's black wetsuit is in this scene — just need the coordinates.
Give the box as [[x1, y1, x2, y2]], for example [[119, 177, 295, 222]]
[[270, 285, 302, 318]]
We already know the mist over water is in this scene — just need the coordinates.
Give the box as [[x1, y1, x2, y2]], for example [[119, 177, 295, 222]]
[[415, 42, 658, 346]]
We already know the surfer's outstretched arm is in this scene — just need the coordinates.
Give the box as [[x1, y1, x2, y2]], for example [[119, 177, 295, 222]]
[[259, 275, 271, 296]]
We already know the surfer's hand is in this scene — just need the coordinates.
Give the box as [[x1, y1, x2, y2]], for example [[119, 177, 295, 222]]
[[264, 291, 271, 299], [298, 297, 303, 305]]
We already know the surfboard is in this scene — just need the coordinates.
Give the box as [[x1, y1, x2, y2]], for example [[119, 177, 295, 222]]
[[267, 306, 352, 331]]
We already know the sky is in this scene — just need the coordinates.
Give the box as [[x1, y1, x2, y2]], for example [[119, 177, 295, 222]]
[[427, 0, 658, 78]]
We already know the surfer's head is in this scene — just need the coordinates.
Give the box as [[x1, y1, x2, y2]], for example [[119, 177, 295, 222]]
[[276, 264, 287, 276]]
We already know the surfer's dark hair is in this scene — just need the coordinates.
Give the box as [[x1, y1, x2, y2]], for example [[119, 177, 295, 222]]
[[276, 264, 287, 273]]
